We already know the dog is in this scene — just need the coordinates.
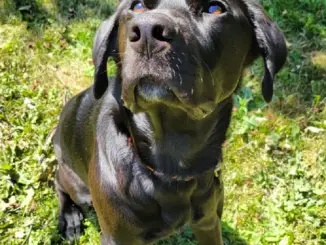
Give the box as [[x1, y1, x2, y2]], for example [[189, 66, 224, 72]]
[[53, 0, 287, 244]]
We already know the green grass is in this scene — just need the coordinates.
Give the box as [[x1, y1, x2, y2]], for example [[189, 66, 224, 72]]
[[0, 0, 325, 244]]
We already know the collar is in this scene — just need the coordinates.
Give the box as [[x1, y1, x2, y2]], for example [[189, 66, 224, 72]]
[[145, 165, 195, 181], [128, 137, 222, 181]]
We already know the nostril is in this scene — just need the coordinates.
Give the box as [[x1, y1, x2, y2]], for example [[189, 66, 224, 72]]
[[129, 25, 141, 42], [152, 25, 164, 41], [152, 25, 175, 42]]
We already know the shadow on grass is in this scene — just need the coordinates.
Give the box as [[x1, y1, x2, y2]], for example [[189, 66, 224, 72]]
[[269, 52, 326, 118], [1, 0, 51, 25], [239, 48, 326, 119], [52, 0, 118, 19], [157, 222, 249, 245], [48, 212, 248, 245], [1, 0, 118, 28], [222, 222, 248, 245]]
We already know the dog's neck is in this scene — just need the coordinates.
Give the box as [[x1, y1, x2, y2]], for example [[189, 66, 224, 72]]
[[126, 98, 233, 179]]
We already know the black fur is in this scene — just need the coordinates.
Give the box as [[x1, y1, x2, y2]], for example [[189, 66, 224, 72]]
[[54, 0, 287, 244]]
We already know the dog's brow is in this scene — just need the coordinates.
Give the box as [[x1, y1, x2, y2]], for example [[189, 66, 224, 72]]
[[185, 0, 207, 10], [144, 0, 159, 8]]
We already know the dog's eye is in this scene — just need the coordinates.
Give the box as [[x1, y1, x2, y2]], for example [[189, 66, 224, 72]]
[[207, 1, 225, 15], [132, 2, 145, 13]]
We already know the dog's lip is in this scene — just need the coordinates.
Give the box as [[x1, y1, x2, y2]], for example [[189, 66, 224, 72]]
[[124, 77, 215, 119], [134, 79, 178, 105]]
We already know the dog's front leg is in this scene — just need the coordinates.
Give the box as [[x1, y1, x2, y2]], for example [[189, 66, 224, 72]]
[[191, 217, 224, 245]]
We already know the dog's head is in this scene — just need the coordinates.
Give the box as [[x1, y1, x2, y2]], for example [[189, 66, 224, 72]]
[[92, 0, 287, 119]]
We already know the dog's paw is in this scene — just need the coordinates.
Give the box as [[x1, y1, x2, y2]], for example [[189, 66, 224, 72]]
[[59, 204, 84, 242]]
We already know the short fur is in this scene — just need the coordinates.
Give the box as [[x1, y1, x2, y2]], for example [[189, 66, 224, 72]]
[[54, 0, 287, 244]]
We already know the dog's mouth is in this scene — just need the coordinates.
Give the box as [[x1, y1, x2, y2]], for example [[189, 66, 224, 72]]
[[123, 75, 215, 120], [134, 78, 178, 108]]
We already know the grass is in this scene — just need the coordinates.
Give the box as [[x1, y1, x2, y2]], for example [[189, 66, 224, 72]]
[[0, 0, 325, 244]]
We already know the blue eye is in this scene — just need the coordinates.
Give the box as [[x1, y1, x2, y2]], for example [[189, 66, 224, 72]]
[[208, 2, 224, 15], [133, 2, 145, 13]]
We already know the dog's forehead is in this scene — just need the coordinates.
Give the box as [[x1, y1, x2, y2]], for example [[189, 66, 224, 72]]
[[142, 0, 190, 9], [142, 0, 245, 6], [128, 0, 248, 14], [146, 0, 213, 8]]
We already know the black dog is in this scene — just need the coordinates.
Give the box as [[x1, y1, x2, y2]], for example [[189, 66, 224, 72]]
[[53, 0, 287, 244]]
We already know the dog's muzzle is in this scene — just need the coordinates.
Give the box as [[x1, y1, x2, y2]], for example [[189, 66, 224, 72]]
[[120, 12, 214, 119], [122, 12, 184, 110]]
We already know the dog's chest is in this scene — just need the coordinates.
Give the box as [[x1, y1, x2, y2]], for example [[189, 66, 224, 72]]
[[126, 174, 219, 242]]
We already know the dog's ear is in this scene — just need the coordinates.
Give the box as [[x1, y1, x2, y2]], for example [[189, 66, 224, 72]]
[[92, 2, 127, 99], [244, 2, 287, 102]]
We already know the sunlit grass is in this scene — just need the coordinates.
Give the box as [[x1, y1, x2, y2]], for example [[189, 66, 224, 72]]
[[1, 0, 325, 244]]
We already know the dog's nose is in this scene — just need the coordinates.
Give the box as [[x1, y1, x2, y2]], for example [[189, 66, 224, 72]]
[[128, 14, 177, 55]]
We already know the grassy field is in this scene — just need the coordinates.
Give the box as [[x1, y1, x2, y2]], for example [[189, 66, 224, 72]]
[[0, 0, 325, 244]]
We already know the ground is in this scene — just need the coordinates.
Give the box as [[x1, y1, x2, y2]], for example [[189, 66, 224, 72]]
[[0, 0, 325, 244]]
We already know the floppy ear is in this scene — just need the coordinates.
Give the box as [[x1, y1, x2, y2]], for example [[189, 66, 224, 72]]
[[245, 2, 287, 102], [92, 2, 126, 99]]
